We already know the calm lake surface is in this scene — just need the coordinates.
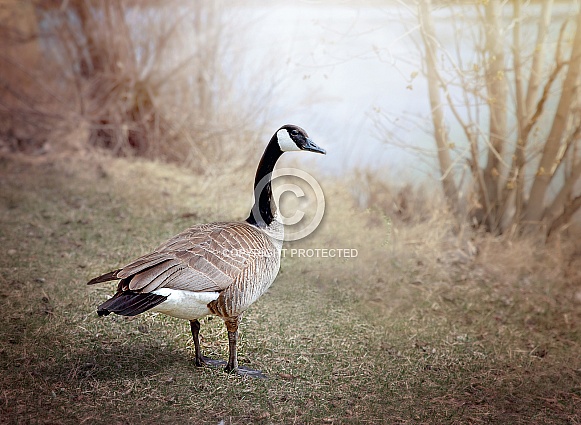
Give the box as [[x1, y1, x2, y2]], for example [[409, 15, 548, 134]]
[[222, 1, 576, 182]]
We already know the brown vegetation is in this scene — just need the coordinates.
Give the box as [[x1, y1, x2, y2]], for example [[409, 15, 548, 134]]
[[0, 0, 270, 169]]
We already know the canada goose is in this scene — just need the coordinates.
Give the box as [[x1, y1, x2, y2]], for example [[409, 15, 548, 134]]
[[87, 125, 325, 377]]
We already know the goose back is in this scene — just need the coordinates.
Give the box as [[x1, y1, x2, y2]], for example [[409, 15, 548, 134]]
[[96, 220, 283, 319]]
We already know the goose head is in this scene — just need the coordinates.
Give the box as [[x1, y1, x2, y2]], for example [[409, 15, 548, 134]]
[[248, 125, 325, 228], [276, 125, 326, 155]]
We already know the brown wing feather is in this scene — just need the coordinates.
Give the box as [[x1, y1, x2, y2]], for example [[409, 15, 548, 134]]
[[87, 269, 121, 285], [93, 222, 276, 294]]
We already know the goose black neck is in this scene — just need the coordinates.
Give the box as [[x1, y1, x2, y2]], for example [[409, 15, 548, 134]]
[[246, 136, 283, 227]]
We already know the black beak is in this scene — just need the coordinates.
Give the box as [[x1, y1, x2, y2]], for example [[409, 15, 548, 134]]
[[302, 138, 326, 155]]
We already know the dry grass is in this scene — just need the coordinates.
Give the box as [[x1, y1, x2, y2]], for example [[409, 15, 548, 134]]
[[1, 152, 580, 424]]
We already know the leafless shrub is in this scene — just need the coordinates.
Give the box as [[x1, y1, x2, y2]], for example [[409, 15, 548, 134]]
[[0, 0, 271, 170], [381, 1, 581, 240]]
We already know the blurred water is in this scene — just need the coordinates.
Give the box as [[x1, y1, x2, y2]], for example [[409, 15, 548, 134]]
[[223, 1, 575, 183], [234, 2, 423, 178]]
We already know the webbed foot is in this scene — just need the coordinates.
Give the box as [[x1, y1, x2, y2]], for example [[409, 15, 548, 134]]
[[234, 365, 267, 379], [195, 356, 226, 368]]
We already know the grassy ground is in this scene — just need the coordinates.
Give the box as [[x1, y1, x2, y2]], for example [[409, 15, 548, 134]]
[[1, 153, 580, 424]]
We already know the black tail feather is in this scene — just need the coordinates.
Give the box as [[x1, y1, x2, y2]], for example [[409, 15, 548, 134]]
[[97, 291, 167, 317]]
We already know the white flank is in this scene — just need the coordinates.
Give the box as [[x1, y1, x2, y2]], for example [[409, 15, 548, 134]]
[[277, 129, 301, 152], [150, 288, 220, 320]]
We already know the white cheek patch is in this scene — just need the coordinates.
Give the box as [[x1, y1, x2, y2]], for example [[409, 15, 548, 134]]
[[277, 129, 301, 152]]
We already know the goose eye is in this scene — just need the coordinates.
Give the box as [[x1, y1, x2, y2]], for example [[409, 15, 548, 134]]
[[291, 130, 299, 136]]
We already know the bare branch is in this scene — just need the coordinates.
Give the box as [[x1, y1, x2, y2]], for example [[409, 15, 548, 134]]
[[418, 0, 459, 212], [543, 122, 581, 222], [482, 0, 509, 231], [520, 19, 570, 140], [525, 7, 581, 223], [524, 0, 554, 118], [502, 25, 569, 217], [548, 194, 581, 237], [523, 62, 566, 138], [510, 0, 526, 229]]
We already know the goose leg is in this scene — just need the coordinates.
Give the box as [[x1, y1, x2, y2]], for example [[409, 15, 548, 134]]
[[189, 319, 225, 368], [225, 326, 239, 373], [224, 317, 266, 378], [189, 319, 205, 367]]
